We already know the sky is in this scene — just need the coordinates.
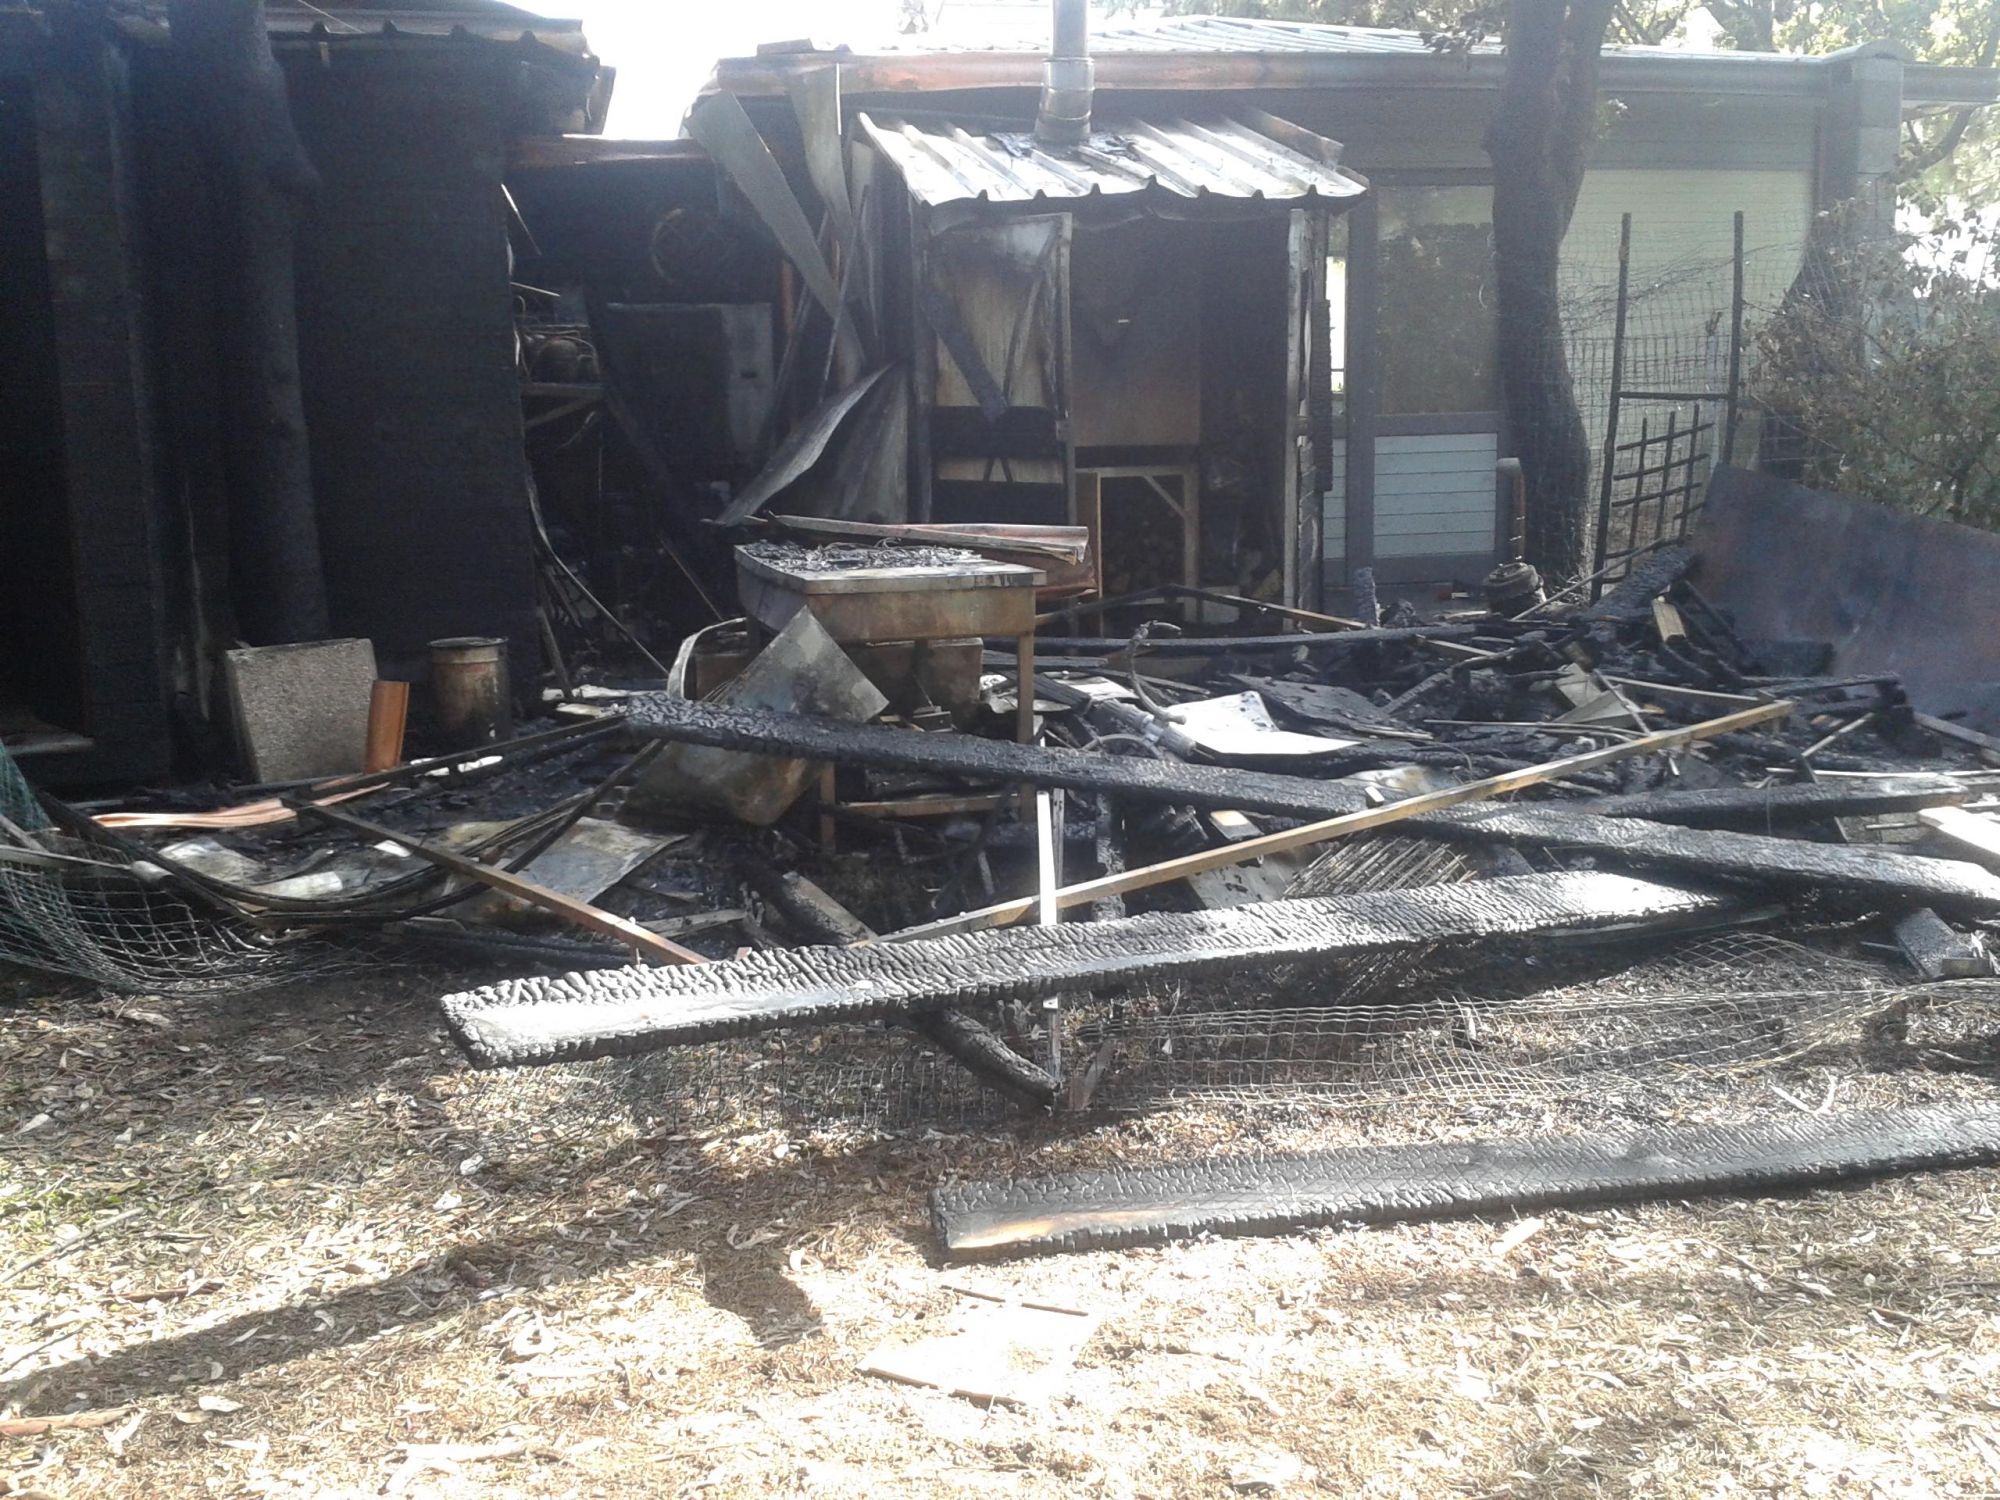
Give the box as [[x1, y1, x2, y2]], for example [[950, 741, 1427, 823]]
[[538, 2, 1734, 141], [533, 1, 954, 139], [531, 0, 1110, 138]]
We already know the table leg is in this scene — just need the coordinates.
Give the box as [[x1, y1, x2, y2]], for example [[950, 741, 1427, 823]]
[[817, 763, 837, 853], [1015, 632, 1036, 744]]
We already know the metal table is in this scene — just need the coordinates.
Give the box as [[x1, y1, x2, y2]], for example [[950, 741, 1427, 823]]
[[736, 548, 1046, 744]]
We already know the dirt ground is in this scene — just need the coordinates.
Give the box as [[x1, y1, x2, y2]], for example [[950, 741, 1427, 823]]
[[3, 960, 2000, 1500]]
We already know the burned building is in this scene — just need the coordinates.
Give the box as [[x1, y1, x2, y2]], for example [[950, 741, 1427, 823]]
[[0, 0, 604, 785], [704, 15, 1999, 604]]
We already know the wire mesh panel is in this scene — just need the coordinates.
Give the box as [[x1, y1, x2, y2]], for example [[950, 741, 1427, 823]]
[[1595, 401, 1716, 584], [0, 743, 361, 996], [599, 930, 2000, 1136]]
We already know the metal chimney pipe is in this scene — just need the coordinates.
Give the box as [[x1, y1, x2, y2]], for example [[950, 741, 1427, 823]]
[[1035, 0, 1093, 148]]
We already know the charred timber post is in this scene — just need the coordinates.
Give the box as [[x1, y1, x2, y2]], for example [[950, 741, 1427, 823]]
[[167, 0, 330, 644], [1035, 0, 1093, 148]]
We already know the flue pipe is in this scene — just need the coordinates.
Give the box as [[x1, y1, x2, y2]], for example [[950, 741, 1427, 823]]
[[1035, 0, 1093, 147]]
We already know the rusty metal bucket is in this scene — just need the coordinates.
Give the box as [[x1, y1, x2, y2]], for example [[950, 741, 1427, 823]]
[[428, 636, 512, 751]]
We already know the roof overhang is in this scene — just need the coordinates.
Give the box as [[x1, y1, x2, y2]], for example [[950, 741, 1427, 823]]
[[711, 33, 1997, 113]]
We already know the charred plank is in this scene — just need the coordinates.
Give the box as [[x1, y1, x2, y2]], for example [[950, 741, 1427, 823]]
[[627, 695, 1377, 820], [1578, 777, 1972, 830], [932, 1102, 2000, 1258], [1016, 625, 1477, 656], [1892, 908, 1993, 981], [1578, 545, 1695, 625], [441, 872, 1732, 1069], [1418, 807, 2000, 915]]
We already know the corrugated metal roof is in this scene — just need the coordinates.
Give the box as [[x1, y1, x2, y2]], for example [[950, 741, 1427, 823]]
[[872, 14, 1876, 63], [710, 17, 1993, 111], [858, 111, 1368, 211], [1092, 17, 1482, 55], [1088, 15, 1909, 63], [259, 1, 592, 54]]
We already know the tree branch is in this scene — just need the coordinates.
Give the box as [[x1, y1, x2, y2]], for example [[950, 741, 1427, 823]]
[[1896, 6, 2000, 180]]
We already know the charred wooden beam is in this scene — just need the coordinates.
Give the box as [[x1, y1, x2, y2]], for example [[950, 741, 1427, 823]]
[[736, 852, 1056, 1103], [441, 872, 1733, 1069], [1580, 777, 1972, 830], [1017, 625, 1477, 656], [1892, 908, 1993, 981], [1578, 545, 1695, 625], [627, 695, 1379, 820], [932, 1102, 2000, 1258], [1425, 807, 2000, 915]]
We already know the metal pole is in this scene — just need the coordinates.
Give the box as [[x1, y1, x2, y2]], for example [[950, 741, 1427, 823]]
[[1655, 406, 1679, 547], [1722, 210, 1746, 468], [1591, 212, 1633, 599], [1036, 788, 1065, 1087]]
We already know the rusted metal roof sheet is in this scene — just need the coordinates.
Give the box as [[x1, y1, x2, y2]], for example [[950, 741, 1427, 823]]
[[857, 111, 1368, 212], [1097, 17, 1479, 54]]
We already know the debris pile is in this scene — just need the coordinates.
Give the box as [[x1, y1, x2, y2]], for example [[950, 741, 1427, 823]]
[[6, 526, 2000, 1253]]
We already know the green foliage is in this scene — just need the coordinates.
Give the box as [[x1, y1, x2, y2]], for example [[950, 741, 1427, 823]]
[[1755, 217, 2000, 528]]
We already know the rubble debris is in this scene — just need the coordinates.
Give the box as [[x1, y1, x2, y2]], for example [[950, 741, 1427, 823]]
[[739, 540, 989, 576], [1223, 676, 1432, 741], [93, 717, 623, 832], [222, 638, 378, 781], [305, 803, 703, 966], [1916, 713, 2000, 763], [886, 702, 1793, 939], [440, 872, 1734, 1068], [438, 817, 677, 931], [930, 1101, 2000, 1259], [1892, 908, 1993, 981], [625, 610, 888, 827]]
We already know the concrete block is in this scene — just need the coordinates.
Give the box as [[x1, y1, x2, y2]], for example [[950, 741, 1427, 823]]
[[223, 638, 378, 782]]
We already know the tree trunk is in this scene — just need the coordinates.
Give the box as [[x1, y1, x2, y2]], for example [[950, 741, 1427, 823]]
[[169, 0, 329, 644], [1486, 0, 1614, 583]]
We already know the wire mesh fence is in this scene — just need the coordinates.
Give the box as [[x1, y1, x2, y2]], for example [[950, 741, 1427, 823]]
[[0, 742, 362, 996], [559, 927, 2000, 1140], [1538, 221, 1827, 584]]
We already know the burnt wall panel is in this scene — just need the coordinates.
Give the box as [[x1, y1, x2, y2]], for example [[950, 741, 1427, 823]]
[[1069, 218, 1204, 449], [0, 76, 83, 730], [22, 41, 172, 781], [286, 51, 536, 678]]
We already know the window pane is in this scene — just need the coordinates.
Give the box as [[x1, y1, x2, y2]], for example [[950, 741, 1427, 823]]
[[1377, 186, 1497, 416]]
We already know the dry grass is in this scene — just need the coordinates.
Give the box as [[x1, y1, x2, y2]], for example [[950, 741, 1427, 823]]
[[3, 959, 2000, 1499]]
